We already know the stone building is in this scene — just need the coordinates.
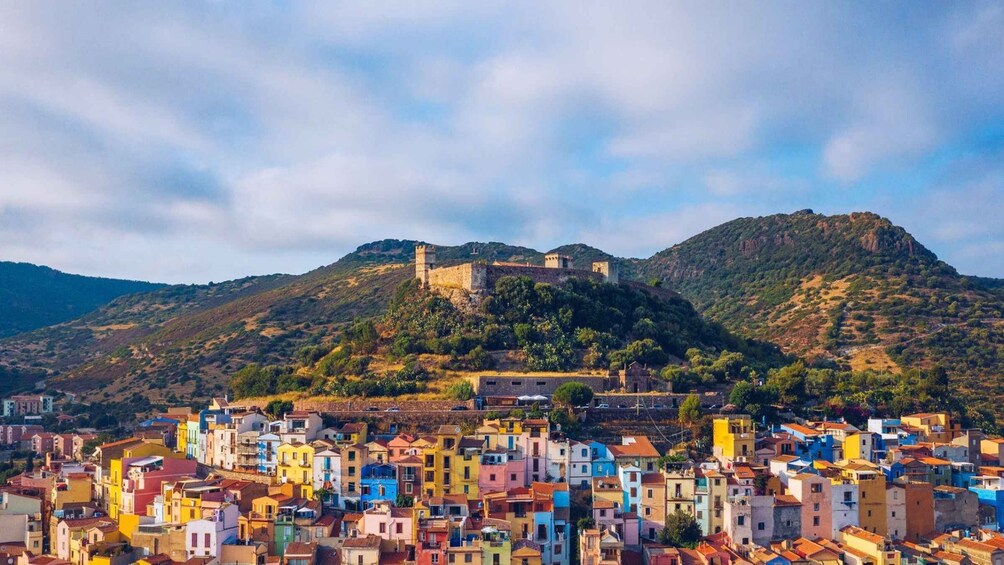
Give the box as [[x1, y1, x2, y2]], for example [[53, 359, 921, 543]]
[[415, 245, 618, 292]]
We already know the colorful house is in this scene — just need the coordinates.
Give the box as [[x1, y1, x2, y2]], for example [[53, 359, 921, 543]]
[[276, 442, 315, 498]]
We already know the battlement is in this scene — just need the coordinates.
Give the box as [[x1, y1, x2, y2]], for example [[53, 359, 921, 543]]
[[414, 246, 618, 292]]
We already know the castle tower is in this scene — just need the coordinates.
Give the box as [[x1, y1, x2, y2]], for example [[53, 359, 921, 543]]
[[592, 261, 619, 284], [415, 244, 436, 285], [544, 253, 572, 269]]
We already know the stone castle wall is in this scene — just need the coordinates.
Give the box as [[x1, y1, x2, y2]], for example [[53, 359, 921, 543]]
[[482, 265, 604, 290], [426, 263, 480, 290], [426, 262, 604, 293]]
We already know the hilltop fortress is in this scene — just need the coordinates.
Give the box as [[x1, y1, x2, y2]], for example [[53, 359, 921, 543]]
[[415, 245, 619, 294]]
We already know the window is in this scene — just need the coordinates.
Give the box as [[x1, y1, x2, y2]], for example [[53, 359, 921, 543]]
[[512, 381, 522, 386], [811, 483, 822, 493], [647, 489, 653, 498], [737, 516, 745, 525], [757, 522, 765, 531], [645, 507, 651, 516], [431, 555, 439, 564], [348, 451, 356, 461], [465, 555, 473, 563], [449, 555, 455, 563], [742, 537, 749, 545], [486, 380, 496, 386], [191, 533, 197, 547], [396, 523, 403, 534], [536, 381, 546, 386], [380, 523, 387, 533], [406, 483, 413, 494], [813, 516, 820, 526]]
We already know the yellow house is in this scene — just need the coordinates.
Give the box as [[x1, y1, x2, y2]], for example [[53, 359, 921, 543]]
[[484, 418, 524, 451], [840, 525, 900, 565], [842, 433, 878, 462], [163, 479, 217, 524], [413, 436, 438, 499], [511, 543, 543, 565], [277, 442, 315, 498], [837, 459, 887, 536], [901, 413, 958, 443], [453, 436, 481, 500], [433, 425, 464, 498], [713, 415, 755, 465], [176, 419, 188, 453]]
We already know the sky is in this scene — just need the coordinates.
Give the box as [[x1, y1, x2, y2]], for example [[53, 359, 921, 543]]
[[1, 3, 1002, 284]]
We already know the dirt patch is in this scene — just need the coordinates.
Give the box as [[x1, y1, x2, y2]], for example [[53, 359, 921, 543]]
[[848, 347, 901, 373], [87, 323, 137, 331]]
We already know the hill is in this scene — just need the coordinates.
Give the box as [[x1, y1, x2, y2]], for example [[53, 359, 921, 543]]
[[2, 241, 654, 407], [4, 214, 1004, 423], [0, 262, 164, 338], [637, 210, 1004, 414]]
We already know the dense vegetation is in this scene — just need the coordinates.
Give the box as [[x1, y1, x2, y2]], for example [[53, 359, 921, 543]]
[[228, 275, 787, 401], [0, 262, 163, 337], [639, 210, 1004, 420], [380, 276, 784, 372]]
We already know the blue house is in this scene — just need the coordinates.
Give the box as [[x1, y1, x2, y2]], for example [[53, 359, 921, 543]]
[[257, 433, 281, 475], [361, 463, 398, 509], [968, 475, 1004, 531], [881, 460, 905, 482], [780, 424, 835, 462], [588, 441, 615, 477], [951, 462, 976, 489]]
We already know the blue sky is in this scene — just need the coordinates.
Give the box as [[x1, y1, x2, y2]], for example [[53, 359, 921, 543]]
[[1, 2, 1002, 283]]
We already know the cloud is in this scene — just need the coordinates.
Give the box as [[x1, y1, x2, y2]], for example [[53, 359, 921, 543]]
[[0, 2, 1001, 282]]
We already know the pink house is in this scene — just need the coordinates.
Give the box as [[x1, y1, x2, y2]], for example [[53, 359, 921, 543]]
[[362, 501, 414, 544], [388, 434, 417, 462], [479, 450, 526, 494], [31, 433, 55, 456], [120, 456, 198, 516], [788, 473, 831, 540]]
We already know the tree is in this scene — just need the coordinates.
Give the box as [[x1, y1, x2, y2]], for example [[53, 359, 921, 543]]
[[659, 510, 702, 548], [447, 380, 475, 401], [678, 394, 702, 429], [766, 361, 808, 406], [552, 382, 594, 408], [729, 381, 757, 409], [265, 400, 294, 419]]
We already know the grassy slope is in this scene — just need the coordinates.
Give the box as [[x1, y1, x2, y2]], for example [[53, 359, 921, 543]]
[[0, 262, 165, 337], [636, 210, 1004, 412]]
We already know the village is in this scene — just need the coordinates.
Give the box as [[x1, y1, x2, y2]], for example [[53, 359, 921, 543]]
[[1, 390, 1004, 565]]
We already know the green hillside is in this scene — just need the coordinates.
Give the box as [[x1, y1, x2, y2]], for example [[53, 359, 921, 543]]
[[0, 262, 164, 338], [636, 210, 1004, 416]]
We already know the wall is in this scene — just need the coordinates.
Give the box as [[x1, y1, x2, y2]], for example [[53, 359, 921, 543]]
[[471, 375, 610, 397]]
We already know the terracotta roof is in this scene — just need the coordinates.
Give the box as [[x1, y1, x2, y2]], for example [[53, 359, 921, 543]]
[[842, 525, 884, 544], [774, 494, 801, 506], [641, 473, 663, 485], [608, 436, 660, 458], [342, 534, 381, 548]]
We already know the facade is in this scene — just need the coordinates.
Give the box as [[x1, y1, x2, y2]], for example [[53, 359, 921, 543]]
[[3, 395, 54, 417]]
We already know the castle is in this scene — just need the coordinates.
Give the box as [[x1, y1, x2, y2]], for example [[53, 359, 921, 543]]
[[415, 245, 619, 293]]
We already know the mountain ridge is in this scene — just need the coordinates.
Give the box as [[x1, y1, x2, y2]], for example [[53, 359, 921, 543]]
[[2, 210, 1003, 420], [0, 261, 166, 338]]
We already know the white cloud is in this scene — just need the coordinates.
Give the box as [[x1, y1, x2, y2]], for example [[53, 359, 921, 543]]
[[0, 2, 1001, 282]]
